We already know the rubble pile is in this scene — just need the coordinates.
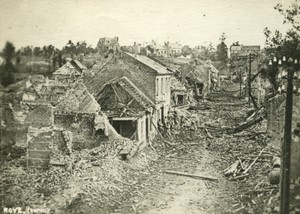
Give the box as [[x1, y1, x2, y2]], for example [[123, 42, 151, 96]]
[[48, 147, 157, 213], [0, 164, 70, 208], [0, 138, 156, 213], [210, 132, 280, 213]]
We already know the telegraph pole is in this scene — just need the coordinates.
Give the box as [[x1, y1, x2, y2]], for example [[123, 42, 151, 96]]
[[280, 69, 294, 214], [248, 53, 252, 105], [239, 67, 242, 97]]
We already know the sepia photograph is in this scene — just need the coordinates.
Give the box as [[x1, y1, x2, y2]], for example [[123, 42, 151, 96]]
[[0, 0, 300, 213]]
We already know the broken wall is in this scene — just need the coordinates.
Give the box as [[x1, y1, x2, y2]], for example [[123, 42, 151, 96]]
[[27, 126, 53, 168], [1, 101, 30, 150], [53, 112, 108, 150], [266, 94, 285, 150], [25, 104, 54, 168]]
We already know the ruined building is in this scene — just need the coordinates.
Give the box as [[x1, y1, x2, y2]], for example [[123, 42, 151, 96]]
[[85, 53, 173, 143], [180, 59, 220, 99], [97, 37, 120, 55]]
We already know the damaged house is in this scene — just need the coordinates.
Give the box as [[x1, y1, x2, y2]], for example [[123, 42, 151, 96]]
[[180, 59, 220, 99], [170, 76, 189, 106], [124, 53, 173, 123], [85, 53, 173, 143], [53, 81, 121, 151], [1, 75, 48, 151], [97, 76, 155, 143], [52, 59, 87, 84], [97, 37, 120, 55]]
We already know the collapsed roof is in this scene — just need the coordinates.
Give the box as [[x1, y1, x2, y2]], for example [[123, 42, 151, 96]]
[[52, 60, 87, 76], [55, 82, 100, 114]]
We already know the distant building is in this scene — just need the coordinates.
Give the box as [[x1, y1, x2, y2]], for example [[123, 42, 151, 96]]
[[97, 37, 120, 55], [230, 45, 261, 58], [52, 60, 87, 84], [166, 42, 182, 56], [132, 42, 142, 54], [153, 44, 168, 57], [151, 42, 182, 57]]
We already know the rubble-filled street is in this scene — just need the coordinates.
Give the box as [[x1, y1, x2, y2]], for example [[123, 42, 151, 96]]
[[111, 88, 278, 214], [1, 83, 288, 214]]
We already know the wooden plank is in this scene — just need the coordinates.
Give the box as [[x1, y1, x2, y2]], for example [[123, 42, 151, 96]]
[[243, 148, 264, 174], [164, 170, 219, 182]]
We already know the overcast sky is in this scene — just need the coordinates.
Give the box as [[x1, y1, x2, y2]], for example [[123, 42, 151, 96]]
[[0, 0, 294, 49]]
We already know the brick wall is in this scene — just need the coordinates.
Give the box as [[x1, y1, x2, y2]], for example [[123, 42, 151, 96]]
[[27, 127, 53, 169], [25, 104, 54, 169]]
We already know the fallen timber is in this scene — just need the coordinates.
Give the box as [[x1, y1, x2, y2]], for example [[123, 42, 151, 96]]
[[164, 170, 219, 182], [196, 107, 266, 135]]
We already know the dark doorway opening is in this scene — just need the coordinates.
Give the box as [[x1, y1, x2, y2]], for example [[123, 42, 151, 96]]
[[110, 120, 137, 140], [177, 95, 184, 105]]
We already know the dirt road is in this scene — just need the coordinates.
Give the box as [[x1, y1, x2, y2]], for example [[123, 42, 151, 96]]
[[117, 144, 235, 214], [114, 91, 253, 214]]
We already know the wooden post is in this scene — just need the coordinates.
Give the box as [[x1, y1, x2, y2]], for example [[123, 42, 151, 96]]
[[248, 53, 252, 105], [280, 69, 294, 214], [239, 68, 242, 97]]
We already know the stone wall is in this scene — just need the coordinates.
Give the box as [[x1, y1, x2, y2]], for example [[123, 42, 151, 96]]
[[291, 93, 300, 180], [266, 94, 285, 150], [27, 126, 53, 168], [266, 92, 300, 180], [25, 104, 54, 168]]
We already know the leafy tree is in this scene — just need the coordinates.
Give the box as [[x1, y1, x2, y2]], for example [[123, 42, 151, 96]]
[[76, 41, 88, 55], [33, 47, 42, 56], [232, 41, 240, 46], [274, 2, 300, 32], [63, 40, 76, 59], [192, 44, 217, 60], [2, 42, 15, 62], [216, 33, 228, 64], [57, 52, 63, 67], [23, 46, 33, 56], [181, 45, 192, 56], [262, 0, 300, 93], [0, 42, 16, 86]]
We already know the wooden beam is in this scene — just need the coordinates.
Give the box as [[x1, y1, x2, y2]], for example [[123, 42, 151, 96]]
[[164, 170, 219, 182]]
